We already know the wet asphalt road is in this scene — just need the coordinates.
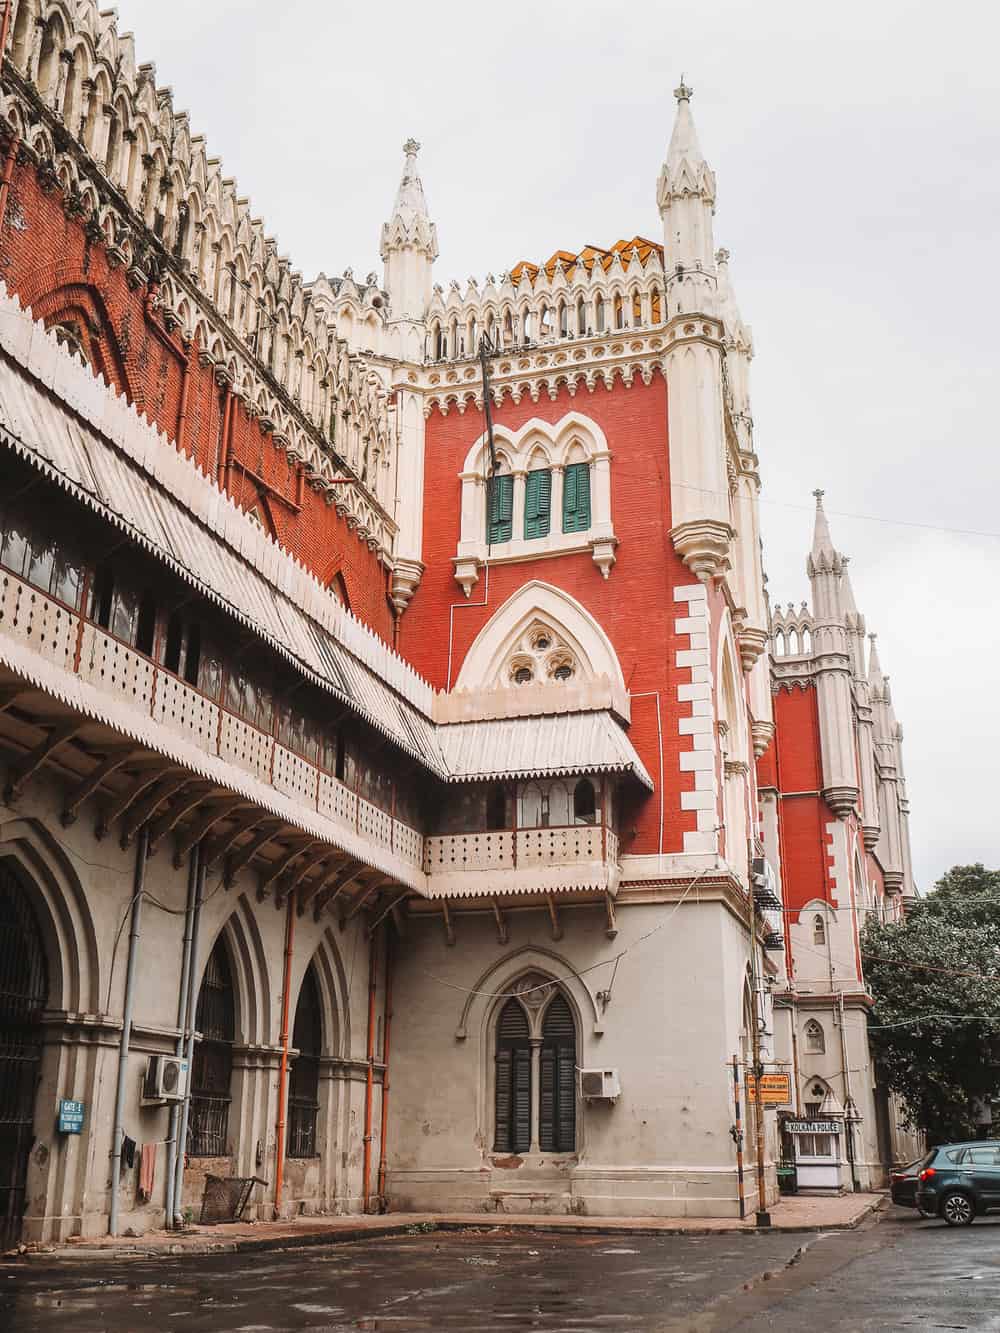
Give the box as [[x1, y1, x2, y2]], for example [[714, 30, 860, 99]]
[[1, 1209, 999, 1332]]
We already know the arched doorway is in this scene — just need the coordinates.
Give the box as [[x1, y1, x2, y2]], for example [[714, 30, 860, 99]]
[[188, 938, 236, 1158], [287, 964, 322, 1159], [0, 865, 49, 1248]]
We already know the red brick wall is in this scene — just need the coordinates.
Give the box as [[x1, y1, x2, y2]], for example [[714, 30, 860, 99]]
[[400, 374, 700, 855], [768, 685, 829, 912], [0, 158, 394, 639]]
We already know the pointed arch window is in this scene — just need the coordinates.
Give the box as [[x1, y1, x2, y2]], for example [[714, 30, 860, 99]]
[[562, 462, 591, 533], [487, 473, 514, 544], [523, 467, 552, 539], [189, 939, 235, 1157], [288, 964, 322, 1158], [812, 913, 826, 946], [804, 1020, 825, 1055], [494, 998, 531, 1153], [540, 995, 577, 1152]]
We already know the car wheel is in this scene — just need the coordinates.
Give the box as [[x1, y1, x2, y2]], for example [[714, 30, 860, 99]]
[[940, 1191, 975, 1226]]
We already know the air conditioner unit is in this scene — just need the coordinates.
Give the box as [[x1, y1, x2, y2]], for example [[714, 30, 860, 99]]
[[580, 1068, 620, 1103], [141, 1054, 188, 1106]]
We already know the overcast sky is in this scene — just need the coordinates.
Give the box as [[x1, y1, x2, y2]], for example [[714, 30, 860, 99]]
[[120, 0, 999, 891]]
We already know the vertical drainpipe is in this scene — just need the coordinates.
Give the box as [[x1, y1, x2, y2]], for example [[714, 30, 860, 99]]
[[273, 889, 296, 1219], [361, 926, 378, 1212], [375, 928, 394, 1206], [108, 826, 149, 1237], [172, 843, 206, 1222], [165, 849, 199, 1228]]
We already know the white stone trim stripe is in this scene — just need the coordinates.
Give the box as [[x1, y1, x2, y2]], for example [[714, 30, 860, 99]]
[[674, 584, 718, 854]]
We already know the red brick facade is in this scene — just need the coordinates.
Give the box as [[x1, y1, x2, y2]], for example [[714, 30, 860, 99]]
[[1, 158, 395, 638], [401, 373, 701, 856]]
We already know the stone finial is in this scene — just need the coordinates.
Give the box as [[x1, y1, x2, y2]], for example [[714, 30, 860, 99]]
[[403, 137, 421, 157], [813, 487, 825, 504], [674, 76, 693, 103]]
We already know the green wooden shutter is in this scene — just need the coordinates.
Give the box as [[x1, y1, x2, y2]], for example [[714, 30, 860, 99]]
[[524, 469, 552, 539], [513, 1048, 532, 1153], [540, 994, 577, 1153], [493, 1048, 513, 1152], [487, 474, 514, 544], [562, 462, 591, 533], [496, 998, 531, 1153]]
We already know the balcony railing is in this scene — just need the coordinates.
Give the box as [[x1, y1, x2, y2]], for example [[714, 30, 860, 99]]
[[422, 825, 620, 897], [0, 568, 423, 869]]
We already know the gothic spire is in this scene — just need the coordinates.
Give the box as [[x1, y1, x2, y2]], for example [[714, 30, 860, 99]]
[[657, 80, 718, 316], [381, 138, 438, 261], [380, 139, 438, 324], [807, 488, 839, 575]]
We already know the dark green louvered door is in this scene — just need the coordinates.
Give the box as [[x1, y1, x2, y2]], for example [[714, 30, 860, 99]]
[[494, 998, 531, 1153], [524, 469, 552, 539], [539, 994, 576, 1152], [562, 462, 591, 532]]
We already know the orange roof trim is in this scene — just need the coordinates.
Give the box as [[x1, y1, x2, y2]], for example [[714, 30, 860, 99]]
[[510, 236, 663, 286]]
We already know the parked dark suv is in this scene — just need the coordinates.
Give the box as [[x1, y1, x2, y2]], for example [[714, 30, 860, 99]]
[[915, 1141, 1000, 1225]]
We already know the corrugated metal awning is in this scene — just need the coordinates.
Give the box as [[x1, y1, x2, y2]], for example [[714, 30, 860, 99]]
[[0, 341, 447, 776], [0, 307, 653, 798], [437, 712, 654, 790]]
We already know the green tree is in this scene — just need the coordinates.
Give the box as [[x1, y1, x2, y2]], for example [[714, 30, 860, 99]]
[[862, 863, 1000, 1144]]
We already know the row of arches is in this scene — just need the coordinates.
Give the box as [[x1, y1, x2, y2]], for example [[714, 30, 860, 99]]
[[0, 816, 351, 1244], [429, 285, 664, 360], [772, 626, 813, 657], [4, 1, 393, 509]]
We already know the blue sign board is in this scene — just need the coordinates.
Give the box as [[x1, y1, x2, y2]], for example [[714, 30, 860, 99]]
[[58, 1099, 85, 1134]]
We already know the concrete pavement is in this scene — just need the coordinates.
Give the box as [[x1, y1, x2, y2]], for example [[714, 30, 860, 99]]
[[9, 1191, 884, 1262]]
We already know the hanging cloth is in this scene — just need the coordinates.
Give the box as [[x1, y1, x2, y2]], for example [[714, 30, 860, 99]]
[[120, 1135, 137, 1170], [138, 1143, 157, 1202]]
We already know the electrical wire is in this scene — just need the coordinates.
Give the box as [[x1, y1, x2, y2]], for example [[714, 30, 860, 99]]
[[419, 853, 719, 1001]]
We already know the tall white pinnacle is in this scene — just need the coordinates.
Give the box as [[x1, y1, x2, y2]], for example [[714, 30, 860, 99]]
[[380, 138, 438, 323], [657, 79, 718, 316]]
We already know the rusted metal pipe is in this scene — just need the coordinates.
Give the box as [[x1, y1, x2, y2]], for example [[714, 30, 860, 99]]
[[176, 343, 192, 455], [217, 387, 233, 489], [376, 928, 393, 1205], [361, 924, 378, 1212], [273, 888, 296, 1218]]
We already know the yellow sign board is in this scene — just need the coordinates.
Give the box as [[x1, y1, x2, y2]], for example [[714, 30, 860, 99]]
[[746, 1072, 792, 1105]]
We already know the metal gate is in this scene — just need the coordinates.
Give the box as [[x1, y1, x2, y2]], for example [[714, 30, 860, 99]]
[[0, 865, 48, 1251]]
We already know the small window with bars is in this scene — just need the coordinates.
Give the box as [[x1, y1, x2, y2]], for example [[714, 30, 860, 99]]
[[486, 473, 514, 544], [562, 462, 591, 533], [288, 964, 322, 1158], [188, 939, 236, 1158], [523, 469, 552, 539]]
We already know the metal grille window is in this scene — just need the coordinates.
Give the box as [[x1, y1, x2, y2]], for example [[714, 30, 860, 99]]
[[539, 995, 576, 1153], [287, 965, 322, 1159], [0, 866, 49, 1250], [188, 939, 235, 1158], [494, 999, 531, 1154]]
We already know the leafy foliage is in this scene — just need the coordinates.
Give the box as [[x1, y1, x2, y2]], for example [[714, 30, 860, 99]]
[[862, 864, 1000, 1143]]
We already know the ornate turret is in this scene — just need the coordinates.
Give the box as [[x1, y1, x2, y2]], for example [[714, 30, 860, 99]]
[[657, 80, 718, 318], [806, 492, 858, 818], [380, 139, 438, 324]]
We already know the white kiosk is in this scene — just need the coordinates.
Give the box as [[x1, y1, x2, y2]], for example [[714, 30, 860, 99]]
[[784, 1118, 843, 1190]]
